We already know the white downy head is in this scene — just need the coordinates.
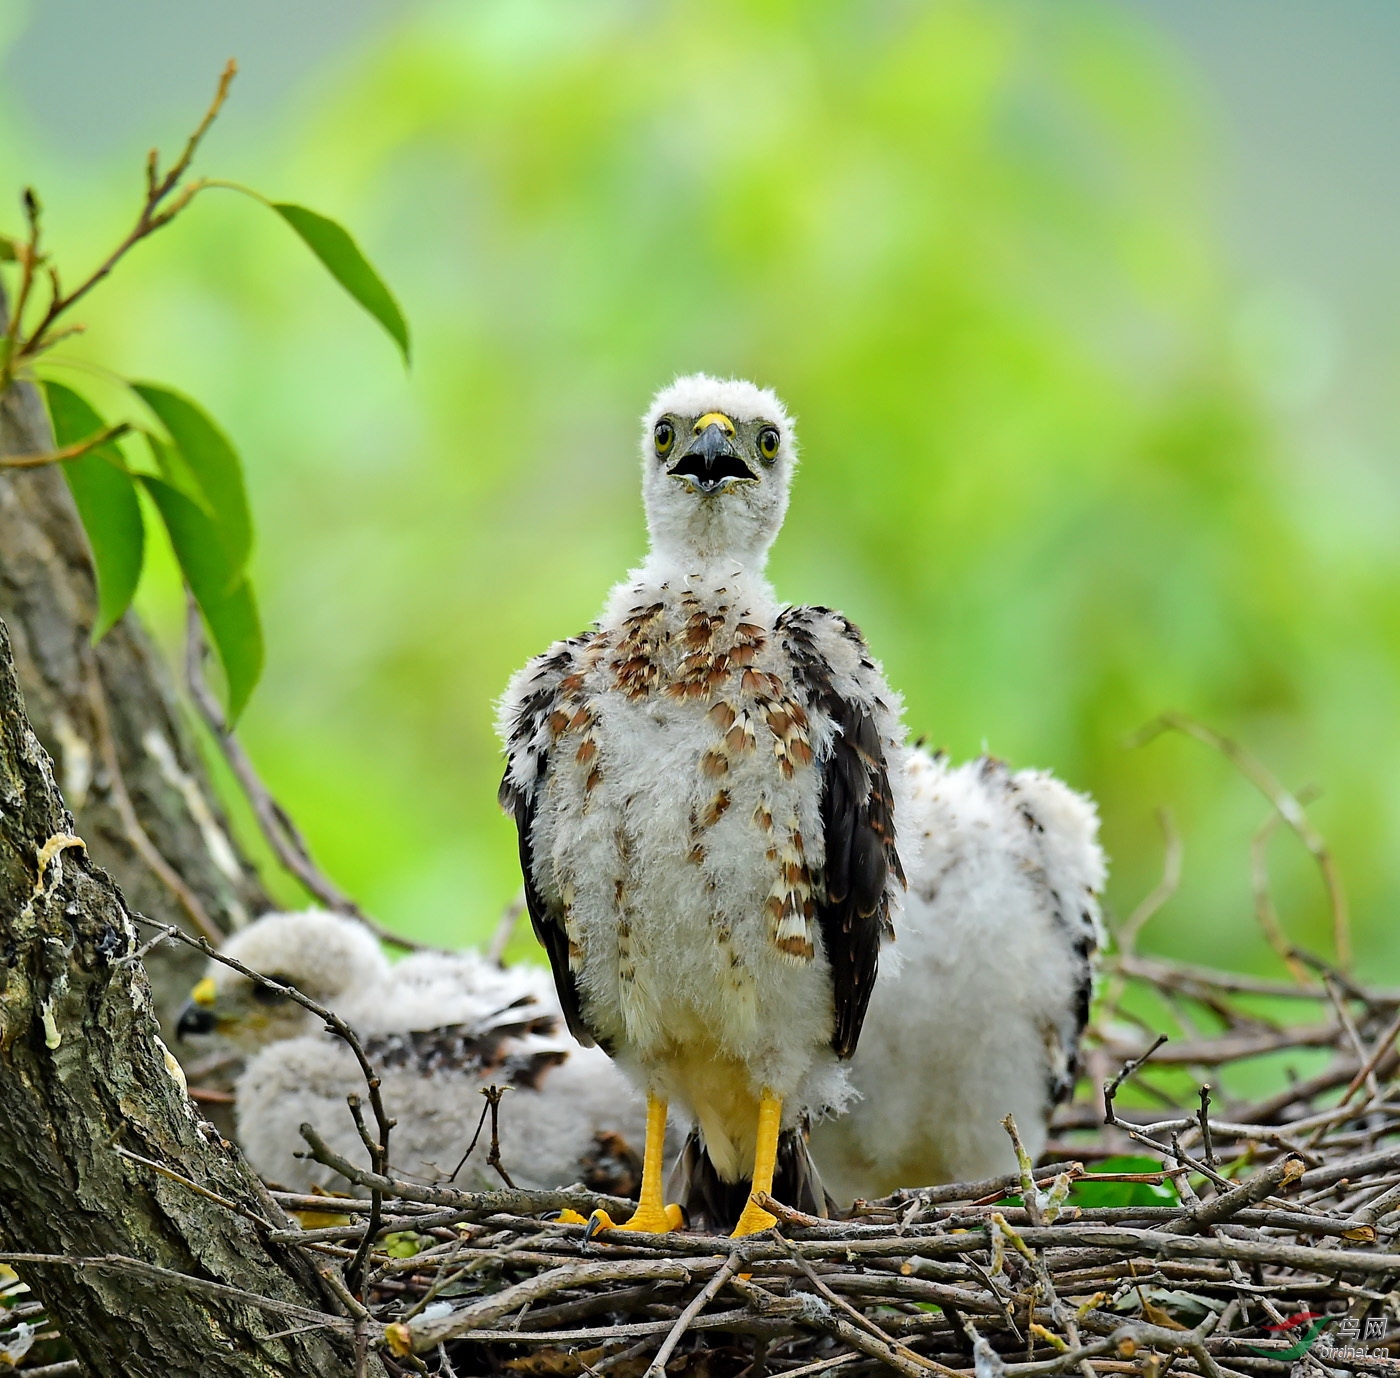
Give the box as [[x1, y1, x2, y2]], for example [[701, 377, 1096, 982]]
[[640, 374, 798, 572]]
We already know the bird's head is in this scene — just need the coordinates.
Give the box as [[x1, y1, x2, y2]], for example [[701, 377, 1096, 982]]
[[640, 374, 797, 570], [174, 910, 389, 1053]]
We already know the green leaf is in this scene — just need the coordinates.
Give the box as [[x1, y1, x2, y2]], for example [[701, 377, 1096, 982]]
[[132, 383, 252, 576], [0, 236, 17, 262], [140, 428, 212, 513], [140, 475, 263, 722], [270, 202, 410, 363], [1070, 1156, 1180, 1209], [43, 380, 144, 641]]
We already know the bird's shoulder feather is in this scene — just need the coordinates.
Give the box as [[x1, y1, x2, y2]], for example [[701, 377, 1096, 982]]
[[497, 630, 601, 1048], [776, 605, 904, 1058]]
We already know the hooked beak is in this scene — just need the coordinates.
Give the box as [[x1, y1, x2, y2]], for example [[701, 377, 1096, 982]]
[[175, 975, 219, 1040], [668, 419, 755, 495], [175, 1001, 216, 1039]]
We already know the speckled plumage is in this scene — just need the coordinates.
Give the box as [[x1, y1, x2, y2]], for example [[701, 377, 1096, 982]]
[[179, 911, 648, 1193], [498, 377, 908, 1188], [809, 747, 1106, 1204]]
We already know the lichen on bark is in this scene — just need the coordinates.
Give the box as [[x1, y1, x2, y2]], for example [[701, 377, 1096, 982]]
[[0, 612, 384, 1377]]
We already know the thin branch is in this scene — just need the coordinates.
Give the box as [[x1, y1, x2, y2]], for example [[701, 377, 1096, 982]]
[[1116, 808, 1182, 954], [183, 603, 426, 952], [111, 1144, 274, 1231], [1129, 712, 1350, 968], [85, 651, 223, 942], [0, 1252, 351, 1331], [0, 422, 131, 470], [294, 1123, 631, 1219], [645, 1249, 744, 1376], [1249, 809, 1313, 984], [486, 895, 526, 966], [1341, 1002, 1400, 1104], [1, 62, 237, 390]]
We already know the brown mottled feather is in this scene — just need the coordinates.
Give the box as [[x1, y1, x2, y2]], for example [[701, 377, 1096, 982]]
[[777, 606, 902, 1059], [498, 633, 605, 1051]]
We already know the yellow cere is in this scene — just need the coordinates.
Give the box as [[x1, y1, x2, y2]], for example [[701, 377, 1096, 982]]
[[192, 977, 218, 1008], [694, 411, 735, 436]]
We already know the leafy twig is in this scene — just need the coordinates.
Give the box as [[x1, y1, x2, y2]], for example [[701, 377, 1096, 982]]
[[0, 62, 237, 393]]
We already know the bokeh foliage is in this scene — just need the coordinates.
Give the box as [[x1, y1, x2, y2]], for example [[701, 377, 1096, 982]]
[[3, 0, 1396, 976]]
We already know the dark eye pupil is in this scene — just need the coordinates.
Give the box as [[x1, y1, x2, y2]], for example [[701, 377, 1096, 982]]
[[760, 428, 778, 455], [656, 422, 672, 447]]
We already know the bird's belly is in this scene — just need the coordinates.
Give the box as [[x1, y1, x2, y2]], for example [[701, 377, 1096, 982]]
[[541, 698, 834, 1108]]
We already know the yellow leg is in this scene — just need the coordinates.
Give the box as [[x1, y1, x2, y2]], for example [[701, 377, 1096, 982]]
[[559, 1093, 682, 1237], [731, 1091, 782, 1237]]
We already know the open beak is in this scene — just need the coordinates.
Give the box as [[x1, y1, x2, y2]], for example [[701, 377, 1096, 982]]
[[175, 976, 219, 1040], [669, 420, 755, 495]]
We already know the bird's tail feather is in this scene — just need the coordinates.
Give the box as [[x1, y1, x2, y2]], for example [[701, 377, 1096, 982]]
[[666, 1121, 832, 1231]]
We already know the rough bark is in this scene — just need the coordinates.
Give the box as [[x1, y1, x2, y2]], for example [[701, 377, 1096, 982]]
[[0, 284, 274, 1028], [0, 613, 384, 1377]]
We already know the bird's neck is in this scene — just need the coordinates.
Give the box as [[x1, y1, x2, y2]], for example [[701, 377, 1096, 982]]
[[605, 554, 778, 623]]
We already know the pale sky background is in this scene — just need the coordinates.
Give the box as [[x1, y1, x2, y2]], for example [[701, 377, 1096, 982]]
[[5, 0, 1397, 475]]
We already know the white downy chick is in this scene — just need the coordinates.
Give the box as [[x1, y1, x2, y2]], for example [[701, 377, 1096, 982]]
[[177, 911, 648, 1194], [810, 747, 1105, 1204]]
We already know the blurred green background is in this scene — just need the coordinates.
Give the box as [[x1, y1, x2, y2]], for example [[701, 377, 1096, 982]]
[[2, 0, 1398, 979]]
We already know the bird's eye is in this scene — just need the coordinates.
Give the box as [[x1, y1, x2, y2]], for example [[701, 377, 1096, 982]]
[[654, 420, 675, 457], [252, 976, 292, 1006], [756, 426, 780, 463]]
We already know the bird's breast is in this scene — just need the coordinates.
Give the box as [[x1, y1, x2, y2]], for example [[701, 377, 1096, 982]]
[[541, 592, 829, 993]]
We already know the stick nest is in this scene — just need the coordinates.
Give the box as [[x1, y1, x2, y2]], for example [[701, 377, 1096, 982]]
[[242, 941, 1400, 1378]]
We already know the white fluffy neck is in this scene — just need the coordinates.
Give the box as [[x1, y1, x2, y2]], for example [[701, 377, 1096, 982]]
[[603, 553, 779, 623]]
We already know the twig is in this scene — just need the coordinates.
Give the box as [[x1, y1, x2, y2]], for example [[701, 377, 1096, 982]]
[[1104, 1033, 1169, 1105], [0, 422, 132, 469], [125, 912, 394, 1298], [645, 1249, 744, 1376], [295, 1123, 630, 1219], [111, 1144, 274, 1231], [183, 605, 425, 952], [1130, 712, 1350, 968], [486, 895, 526, 966], [1197, 1086, 1217, 1168], [344, 1092, 393, 1299], [0, 1252, 351, 1330], [1116, 808, 1182, 953], [85, 653, 223, 942], [0, 63, 237, 391], [780, 1240, 949, 1374], [1249, 810, 1313, 984], [1340, 1002, 1400, 1105], [481, 1085, 517, 1189], [1174, 1157, 1306, 1231], [387, 1258, 710, 1353], [447, 1092, 495, 1184]]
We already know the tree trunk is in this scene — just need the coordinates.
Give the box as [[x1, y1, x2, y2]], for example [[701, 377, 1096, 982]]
[[0, 283, 273, 1028], [0, 613, 384, 1377]]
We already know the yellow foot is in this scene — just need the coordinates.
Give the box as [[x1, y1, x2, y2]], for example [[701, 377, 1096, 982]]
[[556, 1204, 682, 1238], [605, 1202, 684, 1236], [731, 1196, 779, 1238]]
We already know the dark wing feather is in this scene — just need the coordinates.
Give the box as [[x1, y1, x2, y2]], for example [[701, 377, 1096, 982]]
[[667, 1122, 831, 1231], [498, 635, 602, 1050], [778, 607, 903, 1059]]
